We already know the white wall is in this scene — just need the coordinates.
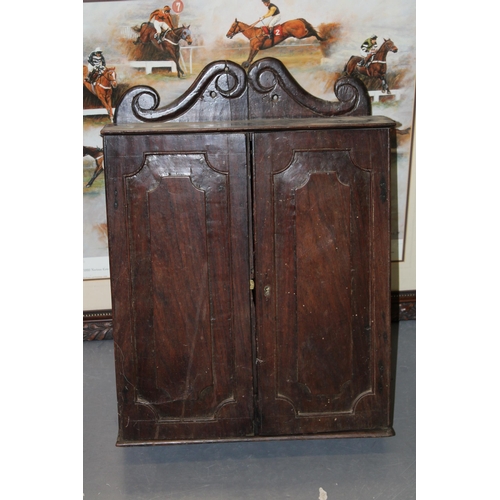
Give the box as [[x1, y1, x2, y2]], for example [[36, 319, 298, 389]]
[[391, 118, 416, 291]]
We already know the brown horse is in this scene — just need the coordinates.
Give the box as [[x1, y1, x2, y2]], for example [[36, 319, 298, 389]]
[[226, 18, 324, 68], [133, 23, 193, 77], [83, 66, 117, 120], [344, 38, 398, 94], [83, 146, 104, 188]]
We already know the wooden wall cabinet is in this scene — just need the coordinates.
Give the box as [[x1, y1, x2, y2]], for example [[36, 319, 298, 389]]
[[101, 58, 396, 445]]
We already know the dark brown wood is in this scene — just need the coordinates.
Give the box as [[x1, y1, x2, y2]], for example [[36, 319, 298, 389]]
[[101, 58, 396, 445], [247, 58, 372, 118], [112, 58, 371, 125], [252, 128, 392, 437], [83, 290, 415, 341], [113, 60, 248, 124], [83, 290, 414, 341]]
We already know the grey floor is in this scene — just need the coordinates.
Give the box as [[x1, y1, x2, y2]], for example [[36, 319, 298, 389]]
[[83, 320, 415, 500]]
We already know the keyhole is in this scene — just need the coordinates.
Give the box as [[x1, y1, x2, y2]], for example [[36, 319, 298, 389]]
[[264, 285, 271, 297]]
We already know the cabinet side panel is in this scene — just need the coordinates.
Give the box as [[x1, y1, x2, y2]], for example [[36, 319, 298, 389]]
[[102, 136, 142, 442]]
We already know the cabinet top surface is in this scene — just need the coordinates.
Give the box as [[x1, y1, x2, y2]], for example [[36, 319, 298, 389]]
[[102, 115, 396, 136]]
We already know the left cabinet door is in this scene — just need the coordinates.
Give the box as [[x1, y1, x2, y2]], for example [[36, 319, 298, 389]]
[[104, 133, 255, 444]]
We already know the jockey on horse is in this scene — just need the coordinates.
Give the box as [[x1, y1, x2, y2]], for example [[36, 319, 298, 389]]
[[259, 1, 282, 43], [85, 47, 106, 85], [149, 5, 175, 43], [358, 35, 378, 67]]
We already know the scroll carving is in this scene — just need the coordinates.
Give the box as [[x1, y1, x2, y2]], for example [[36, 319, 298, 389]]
[[113, 57, 371, 125], [247, 58, 371, 117], [114, 60, 248, 124]]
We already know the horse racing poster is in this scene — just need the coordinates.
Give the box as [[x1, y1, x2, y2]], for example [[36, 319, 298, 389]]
[[83, 0, 416, 279]]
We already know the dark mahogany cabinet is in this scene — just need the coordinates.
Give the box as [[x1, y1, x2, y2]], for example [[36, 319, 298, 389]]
[[101, 58, 396, 445]]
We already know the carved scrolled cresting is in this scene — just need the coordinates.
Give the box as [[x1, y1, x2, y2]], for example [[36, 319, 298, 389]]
[[247, 57, 371, 117], [114, 60, 248, 124], [333, 75, 372, 116], [113, 58, 371, 124], [247, 58, 288, 94]]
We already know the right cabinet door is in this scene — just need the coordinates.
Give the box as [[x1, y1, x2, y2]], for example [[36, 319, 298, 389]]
[[252, 128, 393, 437]]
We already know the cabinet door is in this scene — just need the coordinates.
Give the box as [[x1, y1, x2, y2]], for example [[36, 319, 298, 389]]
[[105, 133, 255, 444], [252, 129, 393, 437]]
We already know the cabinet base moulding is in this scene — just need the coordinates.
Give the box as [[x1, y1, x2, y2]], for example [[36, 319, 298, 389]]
[[116, 427, 395, 447]]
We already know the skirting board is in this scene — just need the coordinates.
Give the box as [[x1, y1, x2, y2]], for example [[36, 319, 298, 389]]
[[83, 290, 416, 341]]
